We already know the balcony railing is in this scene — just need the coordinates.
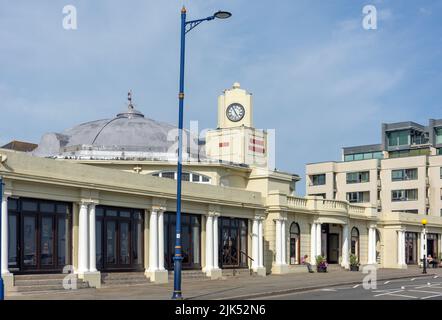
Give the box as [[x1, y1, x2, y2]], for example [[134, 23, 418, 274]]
[[286, 195, 374, 217]]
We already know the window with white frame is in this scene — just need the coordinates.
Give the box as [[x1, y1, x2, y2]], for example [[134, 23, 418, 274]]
[[151, 171, 211, 184]]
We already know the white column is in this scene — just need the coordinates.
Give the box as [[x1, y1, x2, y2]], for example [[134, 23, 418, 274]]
[[341, 224, 349, 268], [158, 211, 165, 271], [397, 230, 406, 266], [213, 215, 219, 269], [89, 203, 97, 273], [368, 228, 373, 264], [281, 219, 286, 265], [372, 228, 377, 264], [1, 195, 9, 275], [258, 219, 264, 268], [316, 223, 322, 257], [149, 210, 158, 271], [78, 202, 89, 274], [421, 229, 427, 264], [310, 223, 316, 265], [368, 227, 377, 264], [252, 218, 259, 269], [205, 214, 213, 271], [275, 219, 282, 265]]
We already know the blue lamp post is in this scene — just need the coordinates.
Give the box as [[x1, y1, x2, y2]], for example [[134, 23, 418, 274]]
[[172, 7, 232, 300], [0, 177, 4, 300]]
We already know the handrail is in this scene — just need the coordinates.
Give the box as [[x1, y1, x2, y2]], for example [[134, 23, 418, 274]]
[[240, 250, 254, 262]]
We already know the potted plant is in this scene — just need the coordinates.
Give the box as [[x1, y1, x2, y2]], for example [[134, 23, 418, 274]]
[[316, 255, 328, 272], [349, 254, 360, 271]]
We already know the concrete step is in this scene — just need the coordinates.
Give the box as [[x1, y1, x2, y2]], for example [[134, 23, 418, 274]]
[[101, 272, 151, 287], [168, 270, 207, 280], [10, 274, 89, 293], [14, 273, 68, 281], [222, 268, 254, 277]]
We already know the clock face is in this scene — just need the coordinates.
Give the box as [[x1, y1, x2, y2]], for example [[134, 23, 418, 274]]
[[226, 103, 245, 122]]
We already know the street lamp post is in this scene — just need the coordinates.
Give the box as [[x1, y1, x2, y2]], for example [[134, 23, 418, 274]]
[[421, 219, 427, 274], [172, 7, 231, 300], [0, 177, 4, 300]]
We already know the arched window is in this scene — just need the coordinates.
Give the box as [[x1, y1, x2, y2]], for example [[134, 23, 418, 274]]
[[290, 223, 301, 265], [351, 227, 360, 257], [151, 171, 211, 184]]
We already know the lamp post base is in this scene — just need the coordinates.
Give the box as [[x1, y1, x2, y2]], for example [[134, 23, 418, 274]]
[[0, 278, 4, 300], [172, 291, 183, 300]]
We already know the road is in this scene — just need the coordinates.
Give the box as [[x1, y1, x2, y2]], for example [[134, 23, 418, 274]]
[[253, 275, 442, 300]]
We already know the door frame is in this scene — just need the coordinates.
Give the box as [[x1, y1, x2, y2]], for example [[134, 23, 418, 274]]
[[327, 233, 340, 264], [10, 197, 73, 274]]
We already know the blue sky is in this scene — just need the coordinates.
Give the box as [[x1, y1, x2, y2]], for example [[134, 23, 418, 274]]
[[1, 1, 441, 195]]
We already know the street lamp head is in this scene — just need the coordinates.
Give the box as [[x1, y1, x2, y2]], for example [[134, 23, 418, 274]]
[[214, 11, 232, 19], [421, 219, 428, 226]]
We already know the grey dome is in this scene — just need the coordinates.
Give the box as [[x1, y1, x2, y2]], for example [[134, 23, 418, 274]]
[[32, 98, 202, 160]]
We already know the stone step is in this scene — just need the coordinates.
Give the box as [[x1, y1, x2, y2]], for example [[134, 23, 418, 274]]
[[168, 271, 207, 280], [14, 273, 69, 281], [222, 269, 254, 277], [10, 281, 89, 292], [15, 278, 71, 286], [101, 279, 151, 286], [101, 272, 147, 281]]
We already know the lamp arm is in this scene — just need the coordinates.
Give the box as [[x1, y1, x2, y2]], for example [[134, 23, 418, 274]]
[[185, 16, 215, 34]]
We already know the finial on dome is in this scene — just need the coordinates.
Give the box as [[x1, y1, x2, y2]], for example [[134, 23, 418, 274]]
[[181, 6, 187, 13], [127, 90, 133, 110], [232, 82, 241, 89]]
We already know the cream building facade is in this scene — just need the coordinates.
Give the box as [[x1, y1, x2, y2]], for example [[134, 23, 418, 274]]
[[306, 120, 442, 269], [0, 83, 377, 295]]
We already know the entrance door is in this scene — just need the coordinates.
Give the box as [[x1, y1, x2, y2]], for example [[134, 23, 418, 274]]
[[405, 232, 418, 264], [327, 233, 339, 263], [8, 198, 72, 273], [219, 218, 248, 268], [96, 207, 144, 272], [164, 212, 201, 270]]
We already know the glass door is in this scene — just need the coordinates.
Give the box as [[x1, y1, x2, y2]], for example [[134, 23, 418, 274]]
[[219, 218, 248, 269], [22, 215, 38, 269], [97, 206, 144, 272]]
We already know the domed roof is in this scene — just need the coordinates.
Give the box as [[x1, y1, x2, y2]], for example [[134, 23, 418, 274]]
[[33, 92, 201, 160]]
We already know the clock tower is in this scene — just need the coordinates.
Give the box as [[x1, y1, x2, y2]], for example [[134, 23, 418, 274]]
[[217, 82, 253, 128], [206, 83, 268, 167]]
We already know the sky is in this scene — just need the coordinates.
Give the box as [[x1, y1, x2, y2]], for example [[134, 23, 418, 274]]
[[1, 0, 442, 195]]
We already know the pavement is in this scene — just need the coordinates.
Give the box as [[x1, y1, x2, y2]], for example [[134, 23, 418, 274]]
[[255, 274, 442, 300], [6, 266, 442, 300]]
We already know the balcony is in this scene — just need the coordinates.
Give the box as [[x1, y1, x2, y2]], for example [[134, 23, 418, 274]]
[[286, 196, 375, 218]]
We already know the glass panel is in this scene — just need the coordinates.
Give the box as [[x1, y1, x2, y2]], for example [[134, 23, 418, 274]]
[[41, 217, 54, 265], [436, 128, 442, 144], [363, 152, 372, 160], [354, 153, 363, 161], [106, 221, 117, 264], [133, 220, 143, 265], [202, 176, 210, 182], [344, 154, 354, 162], [162, 172, 175, 179], [57, 217, 69, 266], [23, 216, 37, 266], [96, 208, 104, 217], [22, 201, 37, 212], [182, 224, 190, 264], [119, 222, 130, 265], [240, 225, 247, 265], [40, 203, 55, 213], [8, 214, 18, 268], [182, 172, 190, 181], [192, 174, 200, 182], [96, 220, 102, 268], [56, 204, 69, 214], [373, 152, 383, 159], [8, 199, 17, 211], [120, 211, 131, 218], [192, 222, 200, 265], [106, 210, 117, 217]]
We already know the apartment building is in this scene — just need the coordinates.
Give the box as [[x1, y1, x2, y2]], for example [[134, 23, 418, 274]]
[[306, 119, 442, 267]]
